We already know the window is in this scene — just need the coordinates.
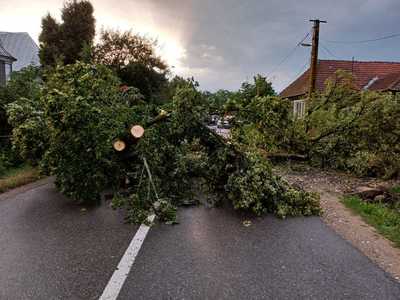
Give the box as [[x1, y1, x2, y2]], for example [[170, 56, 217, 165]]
[[5, 63, 12, 82], [293, 99, 305, 118]]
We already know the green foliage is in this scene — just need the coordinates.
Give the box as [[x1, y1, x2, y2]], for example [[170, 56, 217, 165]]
[[0, 141, 20, 176], [39, 14, 63, 67], [225, 151, 320, 217], [123, 85, 320, 220], [234, 71, 400, 179], [9, 63, 135, 201], [225, 74, 276, 112], [61, 0, 96, 64], [39, 0, 95, 66], [390, 186, 400, 194], [40, 63, 134, 202], [241, 74, 276, 99], [303, 72, 400, 178], [232, 95, 294, 152], [0, 66, 41, 136], [94, 29, 168, 102], [204, 89, 236, 114], [7, 95, 47, 164], [8, 62, 320, 223], [0, 67, 41, 173]]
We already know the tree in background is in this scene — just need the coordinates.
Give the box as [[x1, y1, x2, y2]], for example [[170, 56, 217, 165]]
[[240, 74, 275, 102], [204, 89, 236, 114], [38, 14, 62, 67], [60, 0, 95, 64], [223, 74, 275, 112], [94, 29, 169, 102], [39, 0, 95, 67], [166, 76, 199, 100]]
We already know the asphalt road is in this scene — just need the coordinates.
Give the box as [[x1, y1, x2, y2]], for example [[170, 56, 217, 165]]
[[0, 178, 138, 300], [119, 205, 400, 299], [1, 180, 400, 299]]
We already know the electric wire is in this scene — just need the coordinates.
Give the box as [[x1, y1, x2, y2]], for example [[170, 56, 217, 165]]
[[320, 43, 340, 59], [323, 33, 400, 44], [291, 61, 309, 81], [269, 32, 310, 77]]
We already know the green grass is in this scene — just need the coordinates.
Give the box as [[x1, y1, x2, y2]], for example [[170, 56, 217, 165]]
[[390, 185, 400, 194], [342, 196, 400, 248], [0, 164, 43, 193]]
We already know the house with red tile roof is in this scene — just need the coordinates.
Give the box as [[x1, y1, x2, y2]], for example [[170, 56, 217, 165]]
[[280, 59, 400, 116]]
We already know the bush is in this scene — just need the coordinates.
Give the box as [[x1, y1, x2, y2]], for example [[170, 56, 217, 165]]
[[0, 66, 41, 136], [7, 97, 48, 165]]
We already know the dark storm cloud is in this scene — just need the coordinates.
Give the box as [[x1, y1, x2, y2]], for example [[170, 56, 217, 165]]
[[7, 0, 397, 92], [140, 0, 399, 92]]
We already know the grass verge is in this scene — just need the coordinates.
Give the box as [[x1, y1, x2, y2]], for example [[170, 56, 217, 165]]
[[0, 165, 43, 193], [342, 196, 400, 248]]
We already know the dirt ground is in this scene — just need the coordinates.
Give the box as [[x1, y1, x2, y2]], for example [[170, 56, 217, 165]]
[[274, 163, 400, 282]]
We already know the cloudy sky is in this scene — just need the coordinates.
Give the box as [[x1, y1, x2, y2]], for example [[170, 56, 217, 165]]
[[1, 0, 399, 92]]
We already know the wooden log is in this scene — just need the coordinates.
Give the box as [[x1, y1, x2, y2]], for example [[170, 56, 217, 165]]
[[113, 139, 126, 152], [130, 125, 145, 139]]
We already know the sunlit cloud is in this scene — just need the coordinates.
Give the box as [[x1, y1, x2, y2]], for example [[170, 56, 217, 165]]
[[1, 0, 400, 92]]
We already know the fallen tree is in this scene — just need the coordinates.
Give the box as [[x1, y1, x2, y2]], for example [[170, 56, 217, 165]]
[[7, 62, 321, 223], [232, 71, 400, 179]]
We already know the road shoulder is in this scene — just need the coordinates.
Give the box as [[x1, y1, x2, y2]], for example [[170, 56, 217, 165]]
[[276, 164, 400, 282], [0, 176, 53, 201]]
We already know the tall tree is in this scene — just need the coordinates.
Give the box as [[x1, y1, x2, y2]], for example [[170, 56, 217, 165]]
[[39, 14, 62, 66], [60, 0, 95, 64], [39, 0, 95, 67], [240, 74, 275, 101], [94, 29, 168, 102]]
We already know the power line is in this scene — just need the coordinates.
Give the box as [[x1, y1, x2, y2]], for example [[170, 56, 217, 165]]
[[284, 60, 309, 86], [323, 32, 400, 44], [292, 61, 309, 80], [269, 32, 310, 76], [320, 43, 340, 59]]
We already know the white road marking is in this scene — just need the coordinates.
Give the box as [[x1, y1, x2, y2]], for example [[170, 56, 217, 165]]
[[99, 214, 155, 300]]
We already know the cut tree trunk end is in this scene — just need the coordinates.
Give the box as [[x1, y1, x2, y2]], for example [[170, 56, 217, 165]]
[[130, 125, 145, 139], [113, 139, 126, 152]]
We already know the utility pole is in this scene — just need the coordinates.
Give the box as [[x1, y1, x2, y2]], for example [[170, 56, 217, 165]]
[[308, 19, 327, 98]]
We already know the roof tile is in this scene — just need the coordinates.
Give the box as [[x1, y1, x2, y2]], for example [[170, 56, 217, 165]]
[[280, 60, 400, 98]]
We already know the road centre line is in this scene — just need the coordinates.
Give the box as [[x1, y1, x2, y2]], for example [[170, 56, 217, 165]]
[[99, 214, 155, 300]]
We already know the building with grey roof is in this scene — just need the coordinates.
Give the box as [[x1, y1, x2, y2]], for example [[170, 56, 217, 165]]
[[0, 32, 40, 86], [0, 40, 16, 86]]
